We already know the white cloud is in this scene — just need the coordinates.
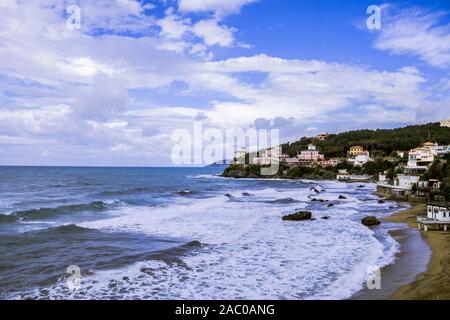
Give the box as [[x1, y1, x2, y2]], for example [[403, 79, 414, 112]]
[[156, 10, 238, 49], [190, 55, 426, 126], [191, 19, 235, 47], [373, 8, 450, 68], [178, 0, 256, 17], [0, 1, 449, 165]]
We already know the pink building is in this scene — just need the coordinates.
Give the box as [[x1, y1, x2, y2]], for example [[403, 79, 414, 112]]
[[297, 144, 325, 161]]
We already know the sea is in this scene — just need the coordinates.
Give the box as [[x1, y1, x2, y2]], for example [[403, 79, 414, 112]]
[[0, 166, 407, 300]]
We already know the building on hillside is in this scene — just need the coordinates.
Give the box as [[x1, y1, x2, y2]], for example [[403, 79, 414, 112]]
[[252, 145, 282, 165], [285, 157, 301, 166], [234, 147, 247, 164], [283, 144, 328, 167], [396, 151, 406, 158], [378, 171, 389, 183], [347, 146, 365, 157], [406, 147, 435, 173], [315, 133, 329, 141], [417, 193, 450, 232], [336, 169, 350, 181], [416, 179, 442, 197], [352, 151, 373, 167], [425, 194, 450, 222], [296, 144, 325, 166], [422, 142, 439, 155], [435, 145, 450, 155], [318, 158, 341, 168], [440, 120, 450, 128], [376, 173, 420, 197]]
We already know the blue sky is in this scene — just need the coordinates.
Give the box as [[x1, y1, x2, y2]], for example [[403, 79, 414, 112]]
[[0, 0, 449, 166]]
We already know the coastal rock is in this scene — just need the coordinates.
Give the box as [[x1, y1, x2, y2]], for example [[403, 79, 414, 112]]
[[282, 211, 312, 221], [321, 216, 330, 220], [310, 186, 323, 193], [242, 192, 251, 197], [361, 216, 381, 227], [357, 185, 365, 188], [338, 195, 347, 200], [327, 203, 334, 207], [186, 240, 202, 247], [377, 200, 385, 204]]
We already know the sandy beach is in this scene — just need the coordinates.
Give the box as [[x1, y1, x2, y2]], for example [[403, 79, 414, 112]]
[[385, 204, 450, 300]]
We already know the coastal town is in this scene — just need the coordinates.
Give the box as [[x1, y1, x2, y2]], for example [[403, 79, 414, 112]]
[[230, 120, 450, 230]]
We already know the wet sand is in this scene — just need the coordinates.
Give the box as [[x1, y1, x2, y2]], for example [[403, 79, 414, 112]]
[[352, 219, 431, 300], [385, 204, 450, 300]]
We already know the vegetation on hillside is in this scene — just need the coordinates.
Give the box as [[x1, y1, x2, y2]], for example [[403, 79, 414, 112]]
[[282, 122, 450, 158], [222, 122, 450, 184]]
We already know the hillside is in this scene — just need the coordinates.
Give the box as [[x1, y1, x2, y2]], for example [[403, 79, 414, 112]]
[[222, 122, 450, 182], [282, 122, 450, 158]]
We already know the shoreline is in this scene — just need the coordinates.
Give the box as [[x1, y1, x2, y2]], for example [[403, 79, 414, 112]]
[[219, 174, 449, 299], [384, 203, 450, 299]]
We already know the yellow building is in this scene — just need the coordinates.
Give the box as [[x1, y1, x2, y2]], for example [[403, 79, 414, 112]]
[[315, 133, 329, 141], [347, 146, 365, 157]]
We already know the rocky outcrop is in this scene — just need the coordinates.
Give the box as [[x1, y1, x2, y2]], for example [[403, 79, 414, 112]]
[[186, 240, 202, 247], [282, 211, 312, 221], [310, 186, 324, 193], [361, 216, 381, 227]]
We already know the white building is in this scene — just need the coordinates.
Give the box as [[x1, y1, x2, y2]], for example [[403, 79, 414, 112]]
[[424, 193, 450, 222], [376, 172, 420, 196], [234, 147, 247, 164], [353, 151, 373, 167], [406, 147, 435, 172], [440, 120, 450, 128], [427, 200, 450, 222], [252, 145, 282, 165], [435, 145, 450, 155], [395, 174, 420, 189], [337, 169, 350, 181]]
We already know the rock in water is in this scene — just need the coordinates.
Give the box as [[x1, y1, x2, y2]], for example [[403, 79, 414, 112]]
[[186, 240, 202, 247], [282, 211, 312, 221], [310, 186, 322, 193], [338, 195, 347, 200], [327, 203, 334, 207], [242, 192, 251, 197], [377, 200, 385, 204], [321, 216, 330, 220], [361, 216, 381, 227]]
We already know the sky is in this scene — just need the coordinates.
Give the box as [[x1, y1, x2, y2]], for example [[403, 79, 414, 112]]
[[0, 0, 449, 166]]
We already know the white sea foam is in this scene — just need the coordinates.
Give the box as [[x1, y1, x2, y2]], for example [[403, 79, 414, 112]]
[[13, 181, 401, 300]]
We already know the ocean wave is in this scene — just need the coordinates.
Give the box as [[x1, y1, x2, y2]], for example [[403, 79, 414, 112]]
[[263, 197, 301, 204], [2, 179, 401, 300], [97, 187, 156, 196], [0, 200, 122, 223]]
